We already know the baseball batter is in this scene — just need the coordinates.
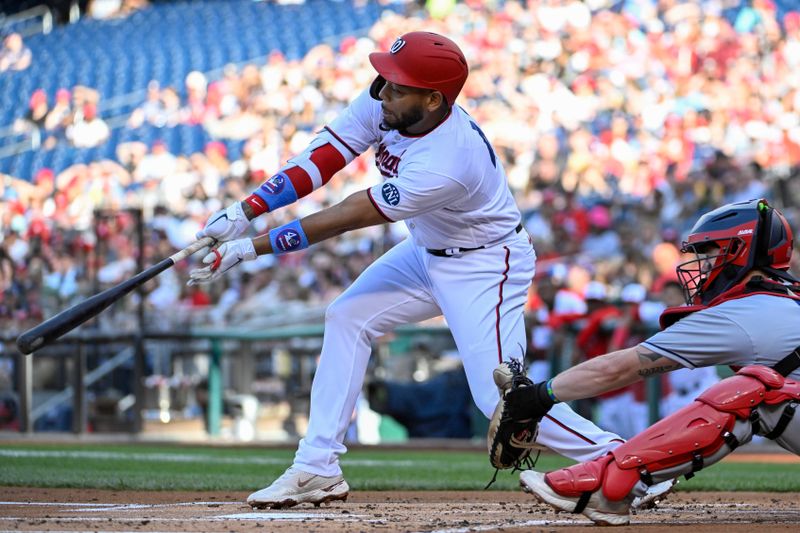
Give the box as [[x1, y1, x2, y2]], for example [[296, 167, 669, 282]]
[[190, 32, 626, 509], [509, 199, 800, 525]]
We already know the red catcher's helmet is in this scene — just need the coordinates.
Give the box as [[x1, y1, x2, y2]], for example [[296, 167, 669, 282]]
[[368, 31, 468, 106], [676, 198, 795, 305]]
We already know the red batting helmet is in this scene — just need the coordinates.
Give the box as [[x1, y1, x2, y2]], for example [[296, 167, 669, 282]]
[[676, 198, 795, 304], [369, 31, 468, 106]]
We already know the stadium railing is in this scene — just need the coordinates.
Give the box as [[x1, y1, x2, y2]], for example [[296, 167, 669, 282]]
[[1, 5, 54, 38], [0, 323, 683, 441], [0, 324, 455, 438]]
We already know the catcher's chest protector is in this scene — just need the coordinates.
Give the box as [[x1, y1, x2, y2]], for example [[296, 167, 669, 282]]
[[546, 365, 800, 502]]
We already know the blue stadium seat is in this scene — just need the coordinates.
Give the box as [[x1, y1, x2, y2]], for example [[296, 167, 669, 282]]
[[0, 0, 403, 181], [50, 146, 72, 174], [31, 148, 54, 173], [10, 151, 35, 180]]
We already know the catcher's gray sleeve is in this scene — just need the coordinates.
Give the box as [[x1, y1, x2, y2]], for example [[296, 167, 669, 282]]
[[643, 295, 800, 374], [642, 307, 751, 369]]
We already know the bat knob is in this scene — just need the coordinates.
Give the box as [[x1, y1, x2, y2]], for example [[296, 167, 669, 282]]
[[16, 334, 43, 354]]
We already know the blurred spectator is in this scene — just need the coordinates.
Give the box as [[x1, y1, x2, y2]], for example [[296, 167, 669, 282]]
[[67, 103, 110, 148], [0, 33, 32, 72], [43, 88, 74, 147], [524, 275, 558, 383], [183, 71, 210, 125], [13, 89, 49, 147], [26, 90, 49, 131], [88, 0, 150, 19], [135, 140, 178, 182], [574, 282, 620, 367], [116, 141, 148, 174], [367, 358, 474, 438], [0, 393, 19, 431], [158, 86, 184, 128], [581, 205, 622, 261], [127, 81, 167, 128], [204, 141, 230, 177]]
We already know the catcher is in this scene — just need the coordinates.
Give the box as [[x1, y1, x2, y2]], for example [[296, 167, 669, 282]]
[[489, 199, 800, 525]]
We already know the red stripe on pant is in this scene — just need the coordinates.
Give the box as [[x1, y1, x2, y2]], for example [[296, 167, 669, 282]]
[[495, 246, 511, 363], [543, 414, 626, 445]]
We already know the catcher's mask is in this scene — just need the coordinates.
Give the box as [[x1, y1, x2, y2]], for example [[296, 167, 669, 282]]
[[676, 198, 794, 305]]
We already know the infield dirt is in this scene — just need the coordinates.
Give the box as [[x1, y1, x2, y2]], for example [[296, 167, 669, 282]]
[[1, 487, 798, 532]]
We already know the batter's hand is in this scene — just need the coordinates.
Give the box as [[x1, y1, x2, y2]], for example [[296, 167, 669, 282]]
[[188, 238, 257, 285], [196, 202, 251, 242]]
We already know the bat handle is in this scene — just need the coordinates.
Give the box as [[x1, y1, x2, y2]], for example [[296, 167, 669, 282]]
[[169, 236, 216, 263]]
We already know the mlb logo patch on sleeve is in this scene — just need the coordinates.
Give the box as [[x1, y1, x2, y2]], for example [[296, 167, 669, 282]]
[[381, 183, 400, 206]]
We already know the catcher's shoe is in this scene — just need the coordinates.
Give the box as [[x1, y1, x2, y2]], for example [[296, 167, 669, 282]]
[[247, 466, 349, 509], [631, 478, 677, 511], [520, 470, 632, 526]]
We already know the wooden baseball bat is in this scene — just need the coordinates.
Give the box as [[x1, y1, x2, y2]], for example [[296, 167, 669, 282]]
[[16, 237, 215, 354]]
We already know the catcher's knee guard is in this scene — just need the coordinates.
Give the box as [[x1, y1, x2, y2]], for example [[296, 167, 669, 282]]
[[545, 365, 800, 502]]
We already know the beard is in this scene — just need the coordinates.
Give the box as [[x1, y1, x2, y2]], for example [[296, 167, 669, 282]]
[[381, 104, 425, 132]]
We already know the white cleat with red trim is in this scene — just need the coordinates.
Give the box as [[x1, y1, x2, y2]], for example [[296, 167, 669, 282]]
[[520, 470, 633, 526]]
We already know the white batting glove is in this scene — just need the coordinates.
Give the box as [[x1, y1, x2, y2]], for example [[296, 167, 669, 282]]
[[196, 202, 251, 242], [187, 238, 257, 286]]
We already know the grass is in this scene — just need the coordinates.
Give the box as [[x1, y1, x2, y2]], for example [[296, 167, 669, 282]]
[[0, 443, 797, 492]]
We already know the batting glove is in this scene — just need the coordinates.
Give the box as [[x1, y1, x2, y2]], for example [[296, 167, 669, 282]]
[[188, 238, 257, 286], [196, 202, 251, 242]]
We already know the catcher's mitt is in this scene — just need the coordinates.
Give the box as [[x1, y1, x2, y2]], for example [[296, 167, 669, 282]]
[[487, 359, 542, 472]]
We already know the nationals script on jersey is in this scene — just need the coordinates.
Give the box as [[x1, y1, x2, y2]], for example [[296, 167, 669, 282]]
[[323, 89, 521, 250]]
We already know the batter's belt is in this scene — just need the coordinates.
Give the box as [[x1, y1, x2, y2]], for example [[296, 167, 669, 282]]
[[426, 223, 523, 257]]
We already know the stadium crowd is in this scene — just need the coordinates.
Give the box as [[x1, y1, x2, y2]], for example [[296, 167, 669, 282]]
[[2, 0, 800, 392]]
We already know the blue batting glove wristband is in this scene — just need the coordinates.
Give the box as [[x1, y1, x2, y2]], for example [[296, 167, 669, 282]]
[[250, 172, 299, 213], [269, 219, 309, 255]]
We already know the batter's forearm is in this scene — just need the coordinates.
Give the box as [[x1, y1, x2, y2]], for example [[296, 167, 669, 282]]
[[250, 207, 350, 255], [298, 202, 369, 244], [251, 190, 386, 255]]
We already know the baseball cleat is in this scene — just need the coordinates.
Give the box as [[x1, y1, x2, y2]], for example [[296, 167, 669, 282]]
[[247, 466, 349, 509], [631, 478, 677, 511], [520, 470, 632, 526]]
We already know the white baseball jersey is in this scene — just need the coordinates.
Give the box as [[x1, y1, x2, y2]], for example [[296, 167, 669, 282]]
[[325, 89, 521, 249]]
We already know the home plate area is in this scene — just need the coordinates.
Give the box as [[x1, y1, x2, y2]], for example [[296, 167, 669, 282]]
[[1, 488, 799, 532]]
